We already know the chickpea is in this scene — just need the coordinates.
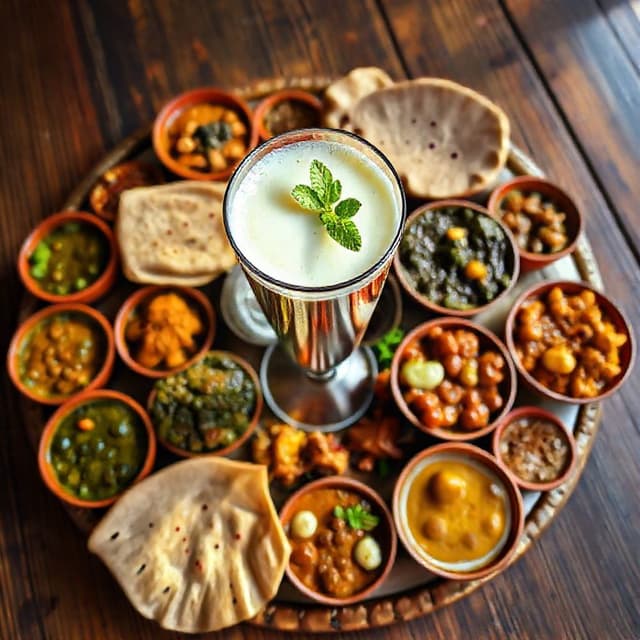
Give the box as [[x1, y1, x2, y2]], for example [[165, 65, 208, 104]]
[[291, 541, 318, 567], [504, 190, 524, 212], [426, 325, 443, 340], [410, 390, 440, 413], [465, 260, 488, 281], [463, 388, 482, 407], [433, 331, 458, 357], [222, 138, 246, 160], [441, 404, 459, 427], [523, 193, 542, 215], [519, 321, 543, 342], [459, 359, 479, 387], [222, 109, 240, 124], [538, 226, 567, 251], [178, 153, 207, 169], [520, 300, 545, 323], [542, 344, 577, 375], [207, 149, 227, 172], [478, 352, 505, 386], [183, 119, 200, 136], [230, 120, 247, 137], [443, 353, 463, 377], [420, 405, 445, 430], [437, 379, 464, 405], [481, 386, 503, 412], [402, 339, 425, 361], [176, 136, 196, 154], [455, 330, 479, 358], [459, 403, 490, 430]]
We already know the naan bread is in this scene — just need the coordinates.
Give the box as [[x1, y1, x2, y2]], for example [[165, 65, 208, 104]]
[[117, 181, 236, 286], [348, 78, 510, 199], [323, 67, 394, 129], [88, 458, 290, 633]]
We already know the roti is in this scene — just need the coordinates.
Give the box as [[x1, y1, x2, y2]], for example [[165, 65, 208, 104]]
[[322, 66, 394, 129], [88, 457, 290, 633], [348, 78, 510, 199], [117, 181, 236, 286]]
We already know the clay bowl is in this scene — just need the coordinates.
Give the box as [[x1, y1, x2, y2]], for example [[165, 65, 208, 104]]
[[7, 303, 115, 406], [505, 280, 635, 404], [487, 176, 583, 272], [152, 87, 258, 181], [114, 285, 215, 378], [393, 442, 524, 581], [253, 89, 323, 141], [147, 350, 262, 458], [393, 200, 520, 318], [492, 406, 578, 492], [18, 211, 118, 304], [279, 476, 397, 606], [390, 317, 517, 441], [38, 389, 156, 509]]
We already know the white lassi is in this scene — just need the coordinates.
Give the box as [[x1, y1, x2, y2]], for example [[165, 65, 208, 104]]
[[226, 137, 401, 288]]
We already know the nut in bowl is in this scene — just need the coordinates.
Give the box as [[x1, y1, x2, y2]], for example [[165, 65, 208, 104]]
[[18, 211, 118, 304], [114, 285, 215, 378], [505, 280, 634, 403], [393, 443, 524, 581], [492, 407, 577, 492], [279, 476, 397, 606], [152, 87, 258, 181], [38, 389, 156, 509], [390, 318, 517, 441], [148, 350, 262, 458], [487, 176, 583, 272], [394, 200, 519, 317], [7, 303, 115, 406]]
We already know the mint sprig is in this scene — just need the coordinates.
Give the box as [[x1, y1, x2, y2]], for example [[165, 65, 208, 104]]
[[291, 160, 362, 252]]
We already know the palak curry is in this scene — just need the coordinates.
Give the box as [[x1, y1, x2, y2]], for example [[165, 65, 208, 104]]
[[405, 458, 509, 571]]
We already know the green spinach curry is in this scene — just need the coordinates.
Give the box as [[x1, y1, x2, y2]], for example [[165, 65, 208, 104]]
[[399, 206, 513, 311], [50, 400, 147, 501]]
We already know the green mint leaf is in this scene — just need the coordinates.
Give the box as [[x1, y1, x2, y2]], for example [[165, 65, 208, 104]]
[[329, 179, 342, 204], [310, 160, 333, 206], [320, 213, 362, 252], [335, 198, 361, 218], [291, 184, 324, 211]]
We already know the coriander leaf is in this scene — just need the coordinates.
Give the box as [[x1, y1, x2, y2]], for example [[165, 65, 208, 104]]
[[310, 159, 333, 206], [329, 179, 342, 204], [333, 505, 345, 519], [291, 184, 324, 212], [335, 504, 380, 531], [320, 213, 362, 252], [335, 198, 361, 218]]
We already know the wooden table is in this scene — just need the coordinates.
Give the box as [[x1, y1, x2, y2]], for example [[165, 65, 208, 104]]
[[1, 1, 638, 638]]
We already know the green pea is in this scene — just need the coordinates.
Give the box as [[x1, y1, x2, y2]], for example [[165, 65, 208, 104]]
[[67, 468, 81, 487], [75, 277, 88, 290]]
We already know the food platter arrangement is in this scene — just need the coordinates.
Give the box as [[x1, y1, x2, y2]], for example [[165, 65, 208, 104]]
[[8, 68, 635, 633]]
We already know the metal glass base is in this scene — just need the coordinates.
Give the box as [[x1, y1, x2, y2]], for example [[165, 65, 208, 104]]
[[260, 344, 378, 432]]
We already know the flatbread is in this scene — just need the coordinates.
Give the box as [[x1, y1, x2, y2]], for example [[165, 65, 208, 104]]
[[88, 457, 290, 633], [348, 78, 510, 199], [117, 181, 236, 286], [322, 67, 394, 129]]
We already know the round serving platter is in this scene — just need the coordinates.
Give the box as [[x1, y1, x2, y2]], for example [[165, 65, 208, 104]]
[[16, 76, 603, 633]]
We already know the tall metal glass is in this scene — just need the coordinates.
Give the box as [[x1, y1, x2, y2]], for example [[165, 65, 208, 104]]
[[223, 129, 406, 431]]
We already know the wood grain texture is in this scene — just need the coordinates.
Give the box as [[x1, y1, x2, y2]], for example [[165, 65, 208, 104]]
[[1, 0, 639, 639]]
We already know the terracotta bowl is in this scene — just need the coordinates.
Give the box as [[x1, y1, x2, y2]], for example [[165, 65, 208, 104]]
[[487, 176, 583, 272], [279, 476, 397, 606], [152, 87, 258, 181], [505, 280, 635, 404], [147, 350, 262, 458], [393, 200, 520, 318], [253, 89, 323, 141], [7, 303, 115, 406], [390, 317, 517, 441], [492, 406, 578, 492], [38, 389, 156, 509], [393, 442, 524, 581], [114, 285, 215, 378], [18, 211, 118, 304]]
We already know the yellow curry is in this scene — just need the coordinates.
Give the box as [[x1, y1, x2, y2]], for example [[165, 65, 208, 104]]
[[406, 459, 508, 568]]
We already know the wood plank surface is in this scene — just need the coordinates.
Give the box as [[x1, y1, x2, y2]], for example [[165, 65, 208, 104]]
[[0, 1, 638, 639]]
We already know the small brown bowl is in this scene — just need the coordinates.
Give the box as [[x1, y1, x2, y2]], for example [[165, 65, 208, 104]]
[[114, 285, 215, 379], [253, 89, 323, 141], [279, 476, 397, 606], [393, 200, 520, 317], [38, 389, 156, 509], [147, 350, 262, 458], [487, 176, 583, 272], [390, 318, 517, 441], [505, 280, 635, 404], [152, 87, 258, 181], [7, 303, 115, 406], [492, 406, 578, 492], [393, 442, 524, 581], [18, 211, 118, 304]]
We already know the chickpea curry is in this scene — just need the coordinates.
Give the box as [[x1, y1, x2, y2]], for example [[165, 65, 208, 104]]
[[168, 103, 249, 173], [399, 206, 513, 311], [513, 287, 627, 399], [49, 400, 148, 501], [20, 313, 106, 399], [406, 458, 509, 569], [287, 488, 384, 599], [400, 325, 507, 433], [29, 222, 109, 296]]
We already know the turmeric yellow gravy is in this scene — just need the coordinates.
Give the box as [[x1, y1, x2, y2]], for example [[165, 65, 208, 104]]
[[403, 457, 510, 571]]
